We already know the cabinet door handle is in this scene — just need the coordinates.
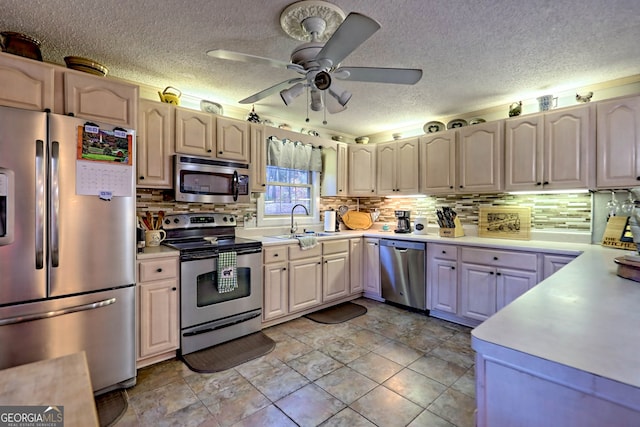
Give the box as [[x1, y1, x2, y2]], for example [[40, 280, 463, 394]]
[[219, 151, 223, 154], [317, 262, 321, 265], [207, 149, 212, 153], [139, 176, 144, 180], [156, 268, 163, 272], [496, 272, 502, 276], [262, 183, 266, 187], [489, 271, 494, 275], [543, 181, 549, 185], [283, 267, 287, 271], [442, 250, 446, 254], [493, 256, 498, 260], [274, 253, 279, 257], [451, 266, 455, 270], [172, 287, 177, 291]]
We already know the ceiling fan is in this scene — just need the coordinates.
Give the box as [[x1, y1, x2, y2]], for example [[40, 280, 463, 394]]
[[207, 0, 422, 115]]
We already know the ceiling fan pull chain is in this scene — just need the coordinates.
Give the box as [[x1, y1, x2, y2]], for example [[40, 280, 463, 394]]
[[323, 91, 328, 125], [305, 85, 310, 123]]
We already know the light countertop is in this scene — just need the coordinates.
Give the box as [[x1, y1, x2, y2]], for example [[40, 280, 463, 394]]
[[136, 245, 179, 260], [252, 228, 640, 389], [472, 244, 640, 389], [0, 351, 99, 426]]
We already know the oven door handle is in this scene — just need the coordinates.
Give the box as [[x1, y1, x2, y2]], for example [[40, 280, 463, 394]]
[[232, 170, 239, 202]]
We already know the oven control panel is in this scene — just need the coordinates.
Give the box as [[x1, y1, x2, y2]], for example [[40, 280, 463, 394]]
[[163, 213, 236, 229]]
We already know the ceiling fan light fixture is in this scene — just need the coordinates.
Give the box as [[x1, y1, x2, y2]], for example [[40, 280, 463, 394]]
[[310, 89, 323, 111], [280, 82, 305, 105], [328, 82, 351, 106]]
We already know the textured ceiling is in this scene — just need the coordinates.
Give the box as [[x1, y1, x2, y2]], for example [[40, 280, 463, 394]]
[[1, 0, 640, 138]]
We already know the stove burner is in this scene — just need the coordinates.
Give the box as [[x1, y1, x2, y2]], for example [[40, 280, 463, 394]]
[[161, 213, 261, 260]]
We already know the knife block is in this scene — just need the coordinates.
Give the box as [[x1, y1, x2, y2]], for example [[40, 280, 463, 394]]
[[439, 217, 464, 238]]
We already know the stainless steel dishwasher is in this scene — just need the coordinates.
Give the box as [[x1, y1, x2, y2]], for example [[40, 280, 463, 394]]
[[379, 239, 426, 310]]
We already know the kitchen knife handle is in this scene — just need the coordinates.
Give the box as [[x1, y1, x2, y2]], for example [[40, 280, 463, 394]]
[[50, 140, 60, 268], [35, 139, 45, 269]]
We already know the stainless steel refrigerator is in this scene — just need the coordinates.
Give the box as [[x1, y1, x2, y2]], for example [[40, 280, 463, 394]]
[[0, 105, 136, 394]]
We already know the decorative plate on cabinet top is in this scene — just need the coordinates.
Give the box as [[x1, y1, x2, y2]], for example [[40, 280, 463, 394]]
[[200, 100, 223, 115], [423, 121, 445, 133], [447, 119, 467, 129], [64, 56, 108, 76]]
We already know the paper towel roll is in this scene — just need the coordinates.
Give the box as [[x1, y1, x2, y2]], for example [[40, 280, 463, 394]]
[[324, 211, 337, 232]]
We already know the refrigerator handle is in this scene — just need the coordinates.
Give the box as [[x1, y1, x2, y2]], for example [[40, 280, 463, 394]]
[[35, 139, 45, 269], [50, 140, 60, 267], [0, 297, 116, 326]]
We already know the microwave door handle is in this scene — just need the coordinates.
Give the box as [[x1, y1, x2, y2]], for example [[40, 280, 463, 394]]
[[232, 170, 239, 202]]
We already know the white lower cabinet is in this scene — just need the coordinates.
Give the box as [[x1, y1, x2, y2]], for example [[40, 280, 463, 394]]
[[349, 238, 364, 293], [427, 243, 566, 327], [136, 255, 179, 368], [460, 247, 538, 323], [363, 238, 381, 299], [542, 253, 577, 279], [427, 243, 458, 314], [322, 240, 350, 302]]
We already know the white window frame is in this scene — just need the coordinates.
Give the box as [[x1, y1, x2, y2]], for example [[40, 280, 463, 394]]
[[256, 170, 321, 228]]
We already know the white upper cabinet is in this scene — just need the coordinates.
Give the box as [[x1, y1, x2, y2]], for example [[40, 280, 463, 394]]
[[216, 116, 249, 162], [543, 104, 595, 190], [506, 104, 594, 191], [321, 141, 348, 197], [64, 71, 139, 128], [348, 144, 377, 196], [419, 130, 457, 194], [596, 95, 640, 189], [250, 123, 267, 192], [137, 99, 173, 188], [174, 106, 215, 156], [0, 52, 54, 111], [377, 138, 419, 195], [458, 121, 503, 193], [504, 113, 544, 191]]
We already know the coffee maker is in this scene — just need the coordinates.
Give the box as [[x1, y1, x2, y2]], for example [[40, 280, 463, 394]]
[[394, 210, 411, 233]]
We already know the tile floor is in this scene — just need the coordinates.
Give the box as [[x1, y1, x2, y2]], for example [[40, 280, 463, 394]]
[[115, 298, 477, 427]]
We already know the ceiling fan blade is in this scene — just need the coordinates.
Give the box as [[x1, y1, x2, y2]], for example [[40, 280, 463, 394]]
[[335, 67, 423, 85], [315, 13, 381, 68], [207, 49, 290, 69], [239, 78, 305, 104]]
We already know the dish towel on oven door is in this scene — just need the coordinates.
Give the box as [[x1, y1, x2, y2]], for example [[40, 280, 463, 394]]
[[217, 251, 238, 293]]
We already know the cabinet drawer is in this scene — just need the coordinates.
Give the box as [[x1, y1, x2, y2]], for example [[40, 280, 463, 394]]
[[138, 257, 178, 282], [263, 246, 288, 263], [461, 247, 537, 270], [323, 239, 349, 255], [428, 243, 458, 261], [289, 243, 322, 260]]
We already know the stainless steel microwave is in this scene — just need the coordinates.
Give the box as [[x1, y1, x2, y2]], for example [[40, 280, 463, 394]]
[[174, 155, 251, 204]]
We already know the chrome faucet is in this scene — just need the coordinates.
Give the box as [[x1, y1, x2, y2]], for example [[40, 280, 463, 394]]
[[290, 204, 309, 235]]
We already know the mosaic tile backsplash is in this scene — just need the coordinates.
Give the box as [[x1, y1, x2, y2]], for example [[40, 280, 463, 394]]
[[137, 189, 592, 231], [320, 193, 592, 231]]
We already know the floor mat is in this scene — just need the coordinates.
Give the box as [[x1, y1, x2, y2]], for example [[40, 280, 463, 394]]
[[182, 331, 276, 373], [305, 301, 367, 324], [95, 388, 128, 427]]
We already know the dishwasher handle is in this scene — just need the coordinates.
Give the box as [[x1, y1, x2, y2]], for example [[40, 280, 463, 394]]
[[379, 239, 425, 251]]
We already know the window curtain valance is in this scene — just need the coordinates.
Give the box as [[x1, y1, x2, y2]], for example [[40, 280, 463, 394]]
[[266, 136, 322, 172]]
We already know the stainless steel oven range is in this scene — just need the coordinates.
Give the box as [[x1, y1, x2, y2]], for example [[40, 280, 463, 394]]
[[162, 213, 262, 355]]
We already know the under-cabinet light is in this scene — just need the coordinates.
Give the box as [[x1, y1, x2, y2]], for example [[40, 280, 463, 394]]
[[507, 189, 590, 195]]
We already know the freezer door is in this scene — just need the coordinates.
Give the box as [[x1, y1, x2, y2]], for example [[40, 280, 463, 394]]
[[48, 114, 136, 297], [0, 107, 48, 304], [0, 286, 136, 392]]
